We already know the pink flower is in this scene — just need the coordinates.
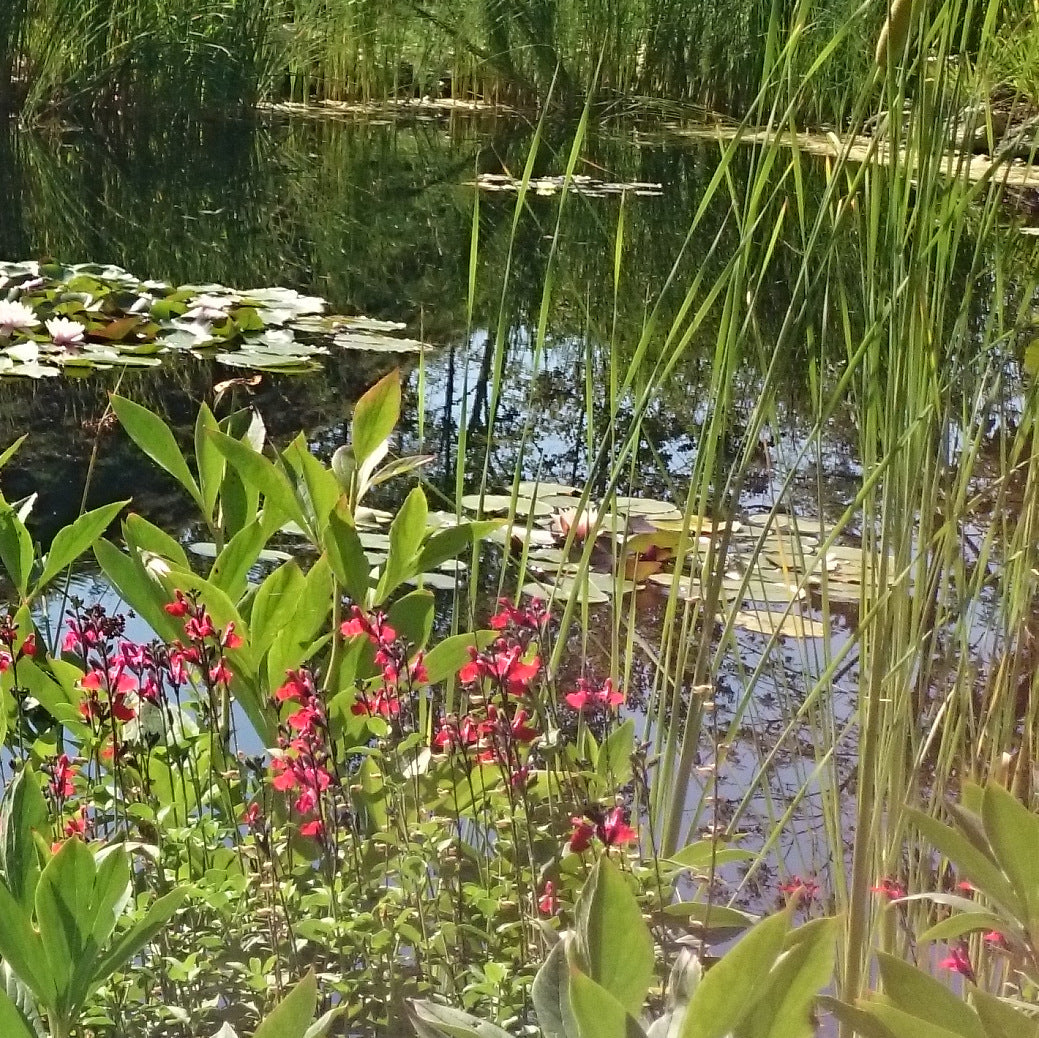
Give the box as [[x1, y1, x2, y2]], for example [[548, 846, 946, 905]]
[[164, 592, 190, 617], [49, 754, 76, 799], [458, 643, 540, 696], [938, 943, 975, 982], [565, 677, 624, 713], [299, 818, 325, 838], [779, 875, 820, 902], [538, 881, 559, 915], [242, 802, 262, 828], [340, 607, 397, 648], [870, 877, 906, 900], [600, 807, 638, 847], [570, 818, 595, 853]]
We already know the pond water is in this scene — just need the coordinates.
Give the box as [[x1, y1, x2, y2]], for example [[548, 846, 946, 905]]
[[0, 109, 1032, 921]]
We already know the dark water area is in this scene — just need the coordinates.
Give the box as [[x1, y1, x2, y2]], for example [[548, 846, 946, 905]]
[[0, 108, 1024, 924]]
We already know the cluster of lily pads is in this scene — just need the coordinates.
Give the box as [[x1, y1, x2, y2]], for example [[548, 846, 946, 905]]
[[459, 484, 891, 639], [0, 260, 421, 378]]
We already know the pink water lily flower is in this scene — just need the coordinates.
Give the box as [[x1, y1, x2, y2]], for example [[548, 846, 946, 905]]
[[0, 300, 39, 333], [45, 317, 86, 347]]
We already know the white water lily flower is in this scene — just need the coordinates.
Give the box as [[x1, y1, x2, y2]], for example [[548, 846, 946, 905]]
[[0, 299, 40, 333], [45, 317, 86, 347]]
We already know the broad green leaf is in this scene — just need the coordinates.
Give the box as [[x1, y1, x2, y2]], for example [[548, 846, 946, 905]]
[[35, 500, 128, 594], [737, 916, 837, 1038], [194, 402, 225, 523], [281, 437, 341, 538], [0, 505, 34, 598], [531, 933, 580, 1038], [0, 981, 39, 1038], [323, 510, 370, 605], [423, 632, 498, 685], [351, 369, 400, 470], [410, 1000, 515, 1038], [568, 968, 648, 1038], [666, 842, 755, 870], [209, 518, 269, 600], [874, 954, 984, 1038], [663, 901, 758, 933], [18, 659, 90, 736], [124, 513, 192, 572], [209, 430, 309, 537], [970, 988, 1039, 1038], [387, 590, 436, 651], [817, 997, 897, 1038], [36, 838, 130, 1019], [0, 769, 48, 915], [253, 970, 317, 1038], [906, 809, 1020, 918], [981, 783, 1039, 922], [576, 856, 654, 1017], [681, 908, 790, 1038], [918, 912, 1009, 944], [596, 719, 635, 786], [863, 1003, 975, 1038], [251, 561, 306, 659], [110, 395, 204, 512], [90, 886, 188, 996], [0, 876, 55, 1006], [377, 487, 428, 600]]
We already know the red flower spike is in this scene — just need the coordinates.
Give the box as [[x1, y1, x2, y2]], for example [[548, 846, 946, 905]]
[[870, 877, 907, 901], [299, 818, 325, 838], [164, 591, 190, 618]]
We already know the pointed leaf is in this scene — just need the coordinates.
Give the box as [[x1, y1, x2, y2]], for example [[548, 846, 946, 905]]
[[568, 969, 648, 1038], [351, 369, 400, 470], [409, 1000, 514, 1038], [35, 501, 128, 594], [253, 970, 317, 1038], [532, 933, 580, 1038], [0, 770, 47, 923], [970, 988, 1039, 1038], [110, 395, 203, 512], [681, 908, 790, 1038], [0, 980, 40, 1038], [981, 783, 1039, 922], [0, 879, 55, 1007], [576, 856, 654, 1017], [0, 505, 34, 598], [376, 487, 428, 600], [323, 510, 370, 605], [874, 954, 984, 1038]]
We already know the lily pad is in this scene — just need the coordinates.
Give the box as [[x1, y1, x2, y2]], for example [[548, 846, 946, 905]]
[[731, 609, 828, 639]]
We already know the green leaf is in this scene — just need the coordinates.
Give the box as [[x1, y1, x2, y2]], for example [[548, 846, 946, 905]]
[[423, 632, 498, 685], [596, 720, 635, 786], [863, 1003, 975, 1038], [981, 783, 1039, 923], [323, 510, 370, 605], [0, 435, 27, 471], [35, 500, 128, 594], [409, 1000, 515, 1038], [90, 886, 188, 996], [0, 504, 34, 599], [209, 518, 269, 601], [0, 981, 40, 1038], [575, 856, 654, 1017], [681, 908, 790, 1038], [816, 997, 897, 1038], [0, 877, 55, 1007], [36, 838, 131, 1020], [918, 912, 1009, 944], [253, 970, 318, 1038], [568, 968, 648, 1038], [250, 561, 306, 660], [123, 513, 191, 572], [874, 954, 984, 1038], [351, 369, 400, 471], [970, 988, 1039, 1038], [281, 437, 342, 539], [194, 403, 225, 524], [532, 934, 580, 1038], [110, 395, 204, 512], [905, 809, 1020, 918], [737, 916, 837, 1038], [93, 538, 181, 646], [0, 769, 48, 915], [666, 842, 755, 870], [208, 430, 309, 537], [387, 590, 435, 653], [377, 487, 428, 600]]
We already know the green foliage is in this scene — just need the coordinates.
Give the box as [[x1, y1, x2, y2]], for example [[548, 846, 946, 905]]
[[413, 856, 837, 1038]]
